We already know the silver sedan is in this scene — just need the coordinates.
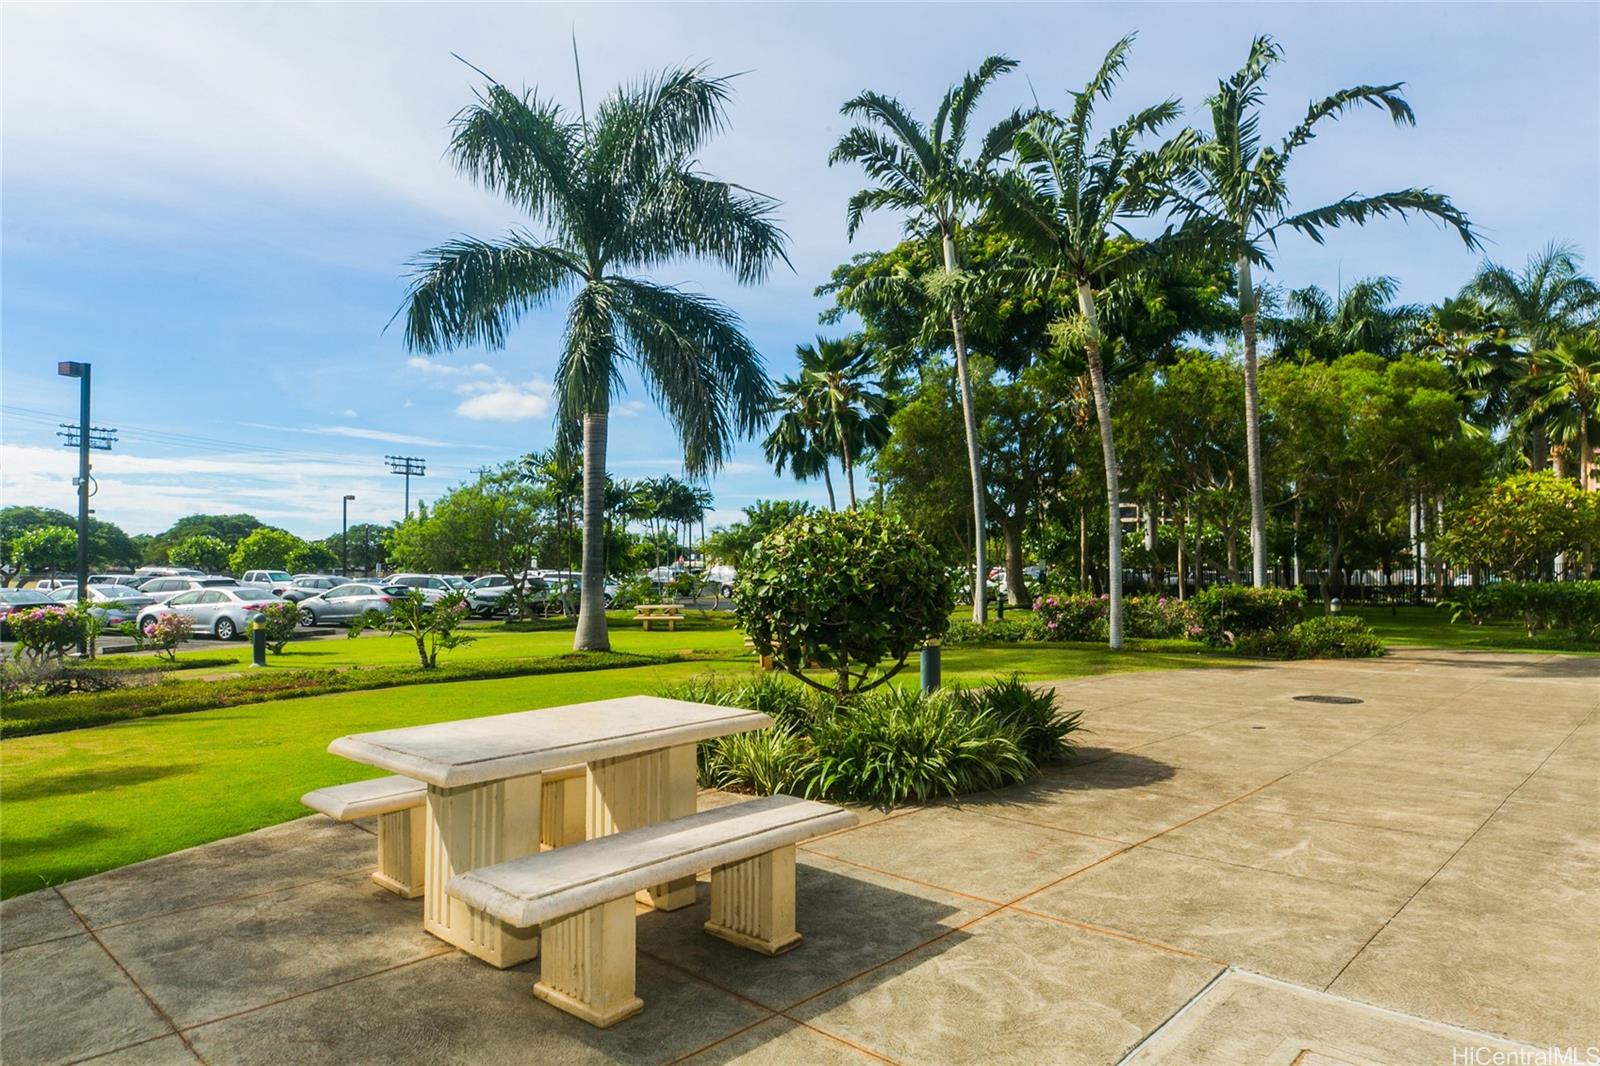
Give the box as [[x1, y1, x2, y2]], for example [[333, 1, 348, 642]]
[[295, 583, 410, 627], [137, 585, 284, 641], [50, 584, 157, 627]]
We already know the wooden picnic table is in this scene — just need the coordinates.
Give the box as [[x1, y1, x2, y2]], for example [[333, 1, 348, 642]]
[[328, 695, 772, 967]]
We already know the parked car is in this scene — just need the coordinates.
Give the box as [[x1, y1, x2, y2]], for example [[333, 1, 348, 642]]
[[241, 570, 295, 594], [132, 566, 206, 582], [137, 585, 283, 641], [89, 573, 141, 586], [295, 583, 411, 627], [0, 588, 56, 638], [280, 575, 349, 603], [50, 584, 157, 627], [704, 564, 737, 598], [382, 574, 454, 603], [467, 574, 550, 618], [25, 578, 74, 591], [139, 575, 240, 604]]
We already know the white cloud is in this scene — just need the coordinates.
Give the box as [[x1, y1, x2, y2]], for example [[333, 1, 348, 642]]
[[406, 356, 495, 377], [613, 400, 648, 418], [454, 379, 552, 422], [241, 422, 463, 448], [342, 408, 358, 418]]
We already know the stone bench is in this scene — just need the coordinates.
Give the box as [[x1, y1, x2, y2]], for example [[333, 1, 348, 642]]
[[446, 794, 857, 1027], [301, 766, 589, 899], [634, 610, 683, 631]]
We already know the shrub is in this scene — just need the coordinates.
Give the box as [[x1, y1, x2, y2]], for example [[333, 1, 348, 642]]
[[700, 725, 814, 795], [1031, 594, 1106, 641], [1434, 472, 1600, 580], [1188, 586, 1306, 646], [734, 510, 953, 698], [0, 658, 128, 699], [953, 675, 1081, 764], [1123, 596, 1195, 639], [132, 613, 194, 661], [9, 605, 87, 661], [1284, 617, 1386, 659], [1442, 581, 1600, 641], [945, 618, 1034, 644], [252, 600, 300, 653], [348, 590, 474, 668], [609, 575, 655, 611], [661, 672, 825, 731], [807, 687, 1032, 807]]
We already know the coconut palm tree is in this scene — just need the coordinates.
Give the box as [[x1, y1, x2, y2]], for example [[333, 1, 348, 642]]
[[830, 56, 1029, 621], [1524, 331, 1600, 490], [992, 35, 1193, 650], [796, 336, 893, 507], [401, 65, 788, 651], [1165, 35, 1478, 588], [763, 375, 839, 510], [1465, 242, 1600, 470]]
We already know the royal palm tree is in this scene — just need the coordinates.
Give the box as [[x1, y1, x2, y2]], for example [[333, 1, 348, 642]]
[[401, 65, 788, 651], [1166, 35, 1478, 588], [830, 56, 1029, 620], [764, 375, 839, 509], [796, 336, 893, 507], [994, 35, 1191, 649], [1465, 242, 1600, 469]]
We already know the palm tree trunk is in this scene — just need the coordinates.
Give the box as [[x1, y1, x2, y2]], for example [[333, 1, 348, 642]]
[[821, 463, 837, 511], [575, 407, 611, 652], [1077, 279, 1123, 650], [943, 231, 988, 624], [1175, 504, 1187, 602], [1238, 256, 1270, 589], [839, 427, 857, 509]]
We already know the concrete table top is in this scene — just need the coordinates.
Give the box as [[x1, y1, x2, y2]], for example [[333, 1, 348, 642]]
[[328, 695, 773, 788]]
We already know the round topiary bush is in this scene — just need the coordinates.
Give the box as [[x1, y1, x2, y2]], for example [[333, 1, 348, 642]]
[[733, 509, 953, 698]]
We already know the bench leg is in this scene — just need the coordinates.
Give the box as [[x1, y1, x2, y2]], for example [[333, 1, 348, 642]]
[[587, 744, 697, 911], [705, 845, 801, 956], [540, 772, 586, 849], [534, 897, 643, 1028], [423, 775, 542, 968], [372, 808, 424, 899]]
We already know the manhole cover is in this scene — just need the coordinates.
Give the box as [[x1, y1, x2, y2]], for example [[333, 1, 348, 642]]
[[1292, 695, 1364, 705]]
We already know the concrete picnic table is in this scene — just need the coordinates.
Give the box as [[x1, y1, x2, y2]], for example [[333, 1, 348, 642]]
[[633, 603, 685, 631], [327, 695, 772, 967]]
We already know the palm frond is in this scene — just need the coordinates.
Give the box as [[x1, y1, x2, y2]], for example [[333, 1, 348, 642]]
[[835, 91, 936, 176], [626, 167, 791, 282], [447, 82, 581, 225], [400, 233, 579, 352], [1271, 187, 1479, 250]]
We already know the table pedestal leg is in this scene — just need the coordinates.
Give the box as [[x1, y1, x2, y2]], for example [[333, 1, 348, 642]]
[[587, 744, 697, 910], [423, 774, 541, 967]]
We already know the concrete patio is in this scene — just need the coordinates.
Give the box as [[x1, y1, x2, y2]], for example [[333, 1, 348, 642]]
[[3, 649, 1595, 1065]]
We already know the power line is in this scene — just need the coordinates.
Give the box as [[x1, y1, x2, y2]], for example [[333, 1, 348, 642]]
[[385, 455, 426, 517], [57, 423, 118, 451]]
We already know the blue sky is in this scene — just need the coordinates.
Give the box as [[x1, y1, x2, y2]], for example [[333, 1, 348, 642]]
[[3, 2, 1596, 539]]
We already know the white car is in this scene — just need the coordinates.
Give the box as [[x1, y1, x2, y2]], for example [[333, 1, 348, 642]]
[[138, 585, 284, 641], [241, 570, 295, 595], [381, 574, 454, 604], [139, 575, 240, 604]]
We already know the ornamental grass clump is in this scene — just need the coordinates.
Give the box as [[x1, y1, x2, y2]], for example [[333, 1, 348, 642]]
[[953, 674, 1082, 764]]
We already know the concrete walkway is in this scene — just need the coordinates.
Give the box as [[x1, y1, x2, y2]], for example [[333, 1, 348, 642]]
[[2, 649, 1594, 1065]]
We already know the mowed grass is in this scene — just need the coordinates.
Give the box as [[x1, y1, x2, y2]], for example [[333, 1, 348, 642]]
[[1, 632, 1225, 897], [1351, 604, 1600, 654]]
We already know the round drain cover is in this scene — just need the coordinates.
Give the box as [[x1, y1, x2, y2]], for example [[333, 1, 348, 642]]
[[1292, 694, 1364, 705]]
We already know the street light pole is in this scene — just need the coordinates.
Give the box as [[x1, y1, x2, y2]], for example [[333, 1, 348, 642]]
[[342, 494, 356, 575]]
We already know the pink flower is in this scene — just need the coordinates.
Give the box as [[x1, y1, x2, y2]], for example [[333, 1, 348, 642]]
[[1157, 597, 1168, 606], [1046, 621, 1058, 630]]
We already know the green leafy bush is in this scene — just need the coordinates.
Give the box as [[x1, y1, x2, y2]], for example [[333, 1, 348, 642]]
[[131, 613, 194, 660], [660, 672, 826, 731], [700, 725, 814, 796], [1188, 586, 1306, 647], [734, 510, 953, 698], [347, 590, 475, 668], [609, 575, 655, 610], [954, 674, 1082, 764], [252, 600, 300, 653], [945, 618, 1035, 644], [9, 604, 87, 661], [1284, 617, 1386, 659], [1434, 473, 1600, 579], [1, 658, 128, 699], [1031, 594, 1106, 640], [1441, 581, 1600, 641], [1123, 596, 1195, 639]]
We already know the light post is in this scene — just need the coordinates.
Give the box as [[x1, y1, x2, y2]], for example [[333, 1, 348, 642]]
[[56, 362, 91, 606], [342, 495, 356, 575]]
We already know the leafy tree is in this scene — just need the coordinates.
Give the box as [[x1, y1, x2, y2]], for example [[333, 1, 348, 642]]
[[1269, 275, 1424, 362], [227, 528, 306, 575], [829, 55, 1029, 621], [703, 500, 814, 566], [8, 526, 77, 578], [994, 35, 1191, 648], [0, 506, 136, 575], [1523, 331, 1599, 490], [734, 509, 953, 698], [285, 541, 340, 574], [168, 535, 229, 573], [143, 514, 263, 563], [387, 466, 550, 590], [401, 65, 786, 652], [1434, 472, 1600, 580], [323, 523, 391, 575], [1166, 34, 1477, 588], [349, 590, 475, 669]]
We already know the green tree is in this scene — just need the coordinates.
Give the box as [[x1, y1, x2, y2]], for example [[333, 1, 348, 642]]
[[401, 65, 787, 652], [8, 526, 77, 578], [1167, 35, 1477, 588], [227, 528, 306, 575], [143, 513, 263, 563], [0, 506, 137, 575], [285, 540, 340, 574], [1269, 276, 1424, 362], [829, 55, 1029, 621], [325, 522, 391, 575], [1434, 472, 1600, 579], [703, 500, 814, 566], [1523, 331, 1599, 491], [994, 35, 1191, 648], [793, 336, 892, 507], [764, 372, 839, 509], [168, 534, 230, 573]]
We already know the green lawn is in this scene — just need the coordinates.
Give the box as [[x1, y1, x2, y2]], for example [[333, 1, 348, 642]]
[[1, 636, 1225, 897], [1351, 604, 1600, 654]]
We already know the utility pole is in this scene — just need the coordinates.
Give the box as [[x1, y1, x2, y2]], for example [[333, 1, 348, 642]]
[[385, 455, 426, 518], [56, 362, 115, 654], [342, 494, 356, 575]]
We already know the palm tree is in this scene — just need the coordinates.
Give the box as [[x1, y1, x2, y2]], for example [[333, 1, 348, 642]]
[[1166, 35, 1477, 588], [796, 336, 893, 507], [401, 65, 788, 651], [830, 56, 1029, 621], [1524, 331, 1600, 491], [1465, 242, 1600, 469], [763, 375, 839, 509], [994, 35, 1191, 650], [1270, 275, 1424, 361]]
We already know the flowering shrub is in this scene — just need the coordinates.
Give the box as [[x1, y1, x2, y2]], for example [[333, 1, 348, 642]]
[[138, 613, 194, 661], [1030, 594, 1107, 641], [251, 600, 300, 653], [1187, 586, 1306, 647], [1123, 596, 1195, 639], [9, 605, 87, 661]]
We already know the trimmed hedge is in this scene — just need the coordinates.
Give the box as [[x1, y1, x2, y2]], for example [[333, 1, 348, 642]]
[[1235, 616, 1386, 660], [1188, 586, 1306, 647], [1443, 581, 1600, 642]]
